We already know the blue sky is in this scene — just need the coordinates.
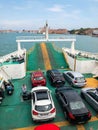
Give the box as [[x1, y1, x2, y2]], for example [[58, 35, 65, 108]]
[[0, 0, 98, 30]]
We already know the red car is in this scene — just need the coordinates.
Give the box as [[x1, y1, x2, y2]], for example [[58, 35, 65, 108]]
[[34, 124, 60, 130], [31, 71, 46, 87]]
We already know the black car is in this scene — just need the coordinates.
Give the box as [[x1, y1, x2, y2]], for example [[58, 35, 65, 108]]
[[46, 69, 65, 87], [55, 86, 91, 124]]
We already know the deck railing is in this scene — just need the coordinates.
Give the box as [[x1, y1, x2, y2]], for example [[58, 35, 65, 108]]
[[16, 35, 76, 42], [63, 47, 98, 60]]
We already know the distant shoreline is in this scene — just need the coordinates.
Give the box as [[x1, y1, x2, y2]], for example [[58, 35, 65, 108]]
[[0, 28, 98, 37]]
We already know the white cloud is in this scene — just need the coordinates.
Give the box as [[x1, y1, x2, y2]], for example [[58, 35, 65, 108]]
[[13, 6, 26, 10], [57, 9, 81, 20], [0, 20, 34, 29], [47, 5, 64, 12]]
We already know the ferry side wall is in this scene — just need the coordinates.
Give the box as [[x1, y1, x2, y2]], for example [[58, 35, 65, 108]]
[[66, 54, 96, 73], [2, 63, 26, 79]]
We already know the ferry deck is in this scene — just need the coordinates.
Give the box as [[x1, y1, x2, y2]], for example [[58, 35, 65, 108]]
[[0, 42, 98, 130]]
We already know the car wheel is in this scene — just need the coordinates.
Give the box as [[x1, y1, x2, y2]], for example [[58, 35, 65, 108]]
[[81, 92, 85, 99], [70, 82, 73, 87], [50, 80, 53, 86], [67, 116, 71, 123]]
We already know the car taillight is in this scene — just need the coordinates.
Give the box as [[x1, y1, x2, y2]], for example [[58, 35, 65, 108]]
[[88, 112, 91, 118], [68, 112, 75, 120], [32, 110, 38, 115], [50, 108, 56, 113], [74, 80, 77, 83]]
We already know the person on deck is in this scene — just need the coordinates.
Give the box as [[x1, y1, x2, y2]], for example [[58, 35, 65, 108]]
[[22, 84, 27, 94]]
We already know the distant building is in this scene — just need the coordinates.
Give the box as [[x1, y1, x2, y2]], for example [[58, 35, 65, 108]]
[[92, 30, 98, 36], [39, 26, 68, 34]]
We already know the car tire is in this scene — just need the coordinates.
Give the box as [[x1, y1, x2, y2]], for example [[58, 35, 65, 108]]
[[70, 82, 73, 87], [67, 116, 71, 123], [81, 92, 85, 99]]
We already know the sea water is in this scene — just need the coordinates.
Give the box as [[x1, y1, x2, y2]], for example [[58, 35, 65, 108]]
[[0, 32, 98, 56]]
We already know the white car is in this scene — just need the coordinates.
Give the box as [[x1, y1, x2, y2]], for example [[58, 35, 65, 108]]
[[63, 71, 86, 87], [81, 88, 98, 112], [31, 86, 56, 122]]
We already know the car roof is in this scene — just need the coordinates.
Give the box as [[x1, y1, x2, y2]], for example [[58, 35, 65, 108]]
[[51, 70, 62, 76], [34, 124, 60, 130], [36, 90, 49, 100], [32, 71, 43, 77], [63, 90, 81, 101], [57, 87, 81, 101], [64, 71, 84, 77]]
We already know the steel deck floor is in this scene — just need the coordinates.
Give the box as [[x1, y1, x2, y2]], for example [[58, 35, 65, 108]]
[[0, 43, 98, 130]]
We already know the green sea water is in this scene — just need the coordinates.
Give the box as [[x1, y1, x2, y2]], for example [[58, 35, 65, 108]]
[[0, 32, 98, 56]]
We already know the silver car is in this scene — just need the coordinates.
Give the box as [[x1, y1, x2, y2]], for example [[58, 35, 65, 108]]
[[81, 88, 98, 112], [63, 71, 86, 87]]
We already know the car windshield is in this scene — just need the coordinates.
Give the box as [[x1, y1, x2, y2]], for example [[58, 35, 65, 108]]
[[34, 77, 44, 80], [70, 101, 85, 110], [35, 104, 52, 112], [75, 77, 85, 82]]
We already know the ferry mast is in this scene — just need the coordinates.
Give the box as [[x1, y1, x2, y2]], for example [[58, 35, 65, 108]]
[[45, 21, 48, 41]]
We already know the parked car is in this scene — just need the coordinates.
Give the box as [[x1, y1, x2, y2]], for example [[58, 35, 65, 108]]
[[55, 86, 91, 124], [31, 71, 46, 87], [46, 69, 65, 87], [0, 88, 4, 104], [31, 86, 56, 122], [63, 71, 86, 87], [34, 124, 60, 130], [81, 87, 98, 112]]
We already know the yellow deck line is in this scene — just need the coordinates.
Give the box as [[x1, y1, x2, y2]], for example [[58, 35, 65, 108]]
[[85, 78, 98, 88], [76, 125, 85, 130], [14, 116, 98, 130], [40, 43, 52, 70]]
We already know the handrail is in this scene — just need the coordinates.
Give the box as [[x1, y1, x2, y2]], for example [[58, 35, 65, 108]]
[[16, 35, 76, 42]]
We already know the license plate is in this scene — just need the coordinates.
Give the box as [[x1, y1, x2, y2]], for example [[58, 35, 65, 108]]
[[40, 113, 48, 116], [57, 81, 61, 83]]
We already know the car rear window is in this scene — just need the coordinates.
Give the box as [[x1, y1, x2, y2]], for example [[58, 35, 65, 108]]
[[75, 77, 85, 82], [35, 104, 52, 111], [70, 101, 85, 110]]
